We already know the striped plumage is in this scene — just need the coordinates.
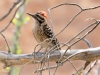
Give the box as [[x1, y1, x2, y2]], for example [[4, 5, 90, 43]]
[[27, 11, 61, 51]]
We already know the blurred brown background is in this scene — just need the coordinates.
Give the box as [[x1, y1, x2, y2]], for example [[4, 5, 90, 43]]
[[0, 0, 100, 75]]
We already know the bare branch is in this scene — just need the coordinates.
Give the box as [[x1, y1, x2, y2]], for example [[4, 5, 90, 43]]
[[0, 33, 10, 53], [0, 0, 21, 21], [84, 61, 97, 75], [77, 37, 93, 48], [0, 0, 25, 33], [33, 47, 100, 72], [0, 47, 99, 68], [0, 1, 100, 75], [0, 0, 25, 53]]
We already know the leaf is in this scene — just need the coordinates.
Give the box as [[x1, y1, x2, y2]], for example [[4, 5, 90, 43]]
[[16, 48, 22, 54], [23, 16, 30, 24], [26, 0, 30, 4], [12, 18, 18, 25], [6, 67, 10, 71]]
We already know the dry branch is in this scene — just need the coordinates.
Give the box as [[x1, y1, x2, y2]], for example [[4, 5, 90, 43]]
[[0, 0, 21, 21], [0, 47, 100, 68]]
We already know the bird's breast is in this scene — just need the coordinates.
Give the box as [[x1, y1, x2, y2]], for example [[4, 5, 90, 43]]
[[32, 23, 54, 48], [33, 26, 47, 43]]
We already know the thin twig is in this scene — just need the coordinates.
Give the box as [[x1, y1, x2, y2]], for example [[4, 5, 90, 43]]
[[0, 0, 25, 33], [19, 61, 32, 75], [38, 4, 100, 74], [34, 50, 85, 73], [0, 0, 25, 53], [0, 0, 21, 21], [60, 21, 100, 64], [49, 3, 82, 10], [83, 61, 97, 75], [67, 59, 79, 74], [83, 5, 100, 11], [77, 37, 92, 48], [0, 33, 10, 53], [70, 21, 100, 47]]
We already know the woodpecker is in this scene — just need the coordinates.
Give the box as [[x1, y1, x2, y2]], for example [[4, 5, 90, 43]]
[[27, 11, 61, 52]]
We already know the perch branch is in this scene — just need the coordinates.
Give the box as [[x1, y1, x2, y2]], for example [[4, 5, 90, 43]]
[[0, 47, 100, 68]]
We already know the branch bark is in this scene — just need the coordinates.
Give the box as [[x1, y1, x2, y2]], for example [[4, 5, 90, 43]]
[[0, 47, 100, 68]]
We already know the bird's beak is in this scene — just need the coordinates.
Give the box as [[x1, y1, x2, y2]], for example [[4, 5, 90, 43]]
[[27, 13, 36, 18]]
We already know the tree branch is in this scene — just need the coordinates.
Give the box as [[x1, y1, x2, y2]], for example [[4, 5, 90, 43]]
[[0, 47, 100, 68], [0, 0, 21, 21]]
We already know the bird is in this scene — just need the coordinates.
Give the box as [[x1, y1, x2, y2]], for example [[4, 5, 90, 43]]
[[27, 11, 61, 52]]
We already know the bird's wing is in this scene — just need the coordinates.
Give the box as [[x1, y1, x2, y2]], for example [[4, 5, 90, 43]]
[[43, 25, 61, 50], [43, 24, 54, 38]]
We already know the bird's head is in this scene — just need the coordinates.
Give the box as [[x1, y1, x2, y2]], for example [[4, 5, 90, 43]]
[[27, 11, 48, 24]]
